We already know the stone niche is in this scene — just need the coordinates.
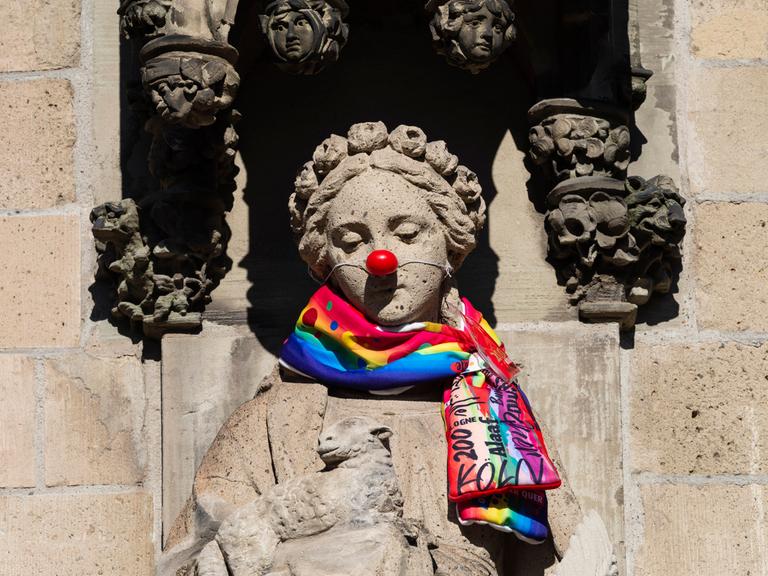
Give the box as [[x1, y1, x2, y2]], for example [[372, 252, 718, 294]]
[[97, 1, 683, 575]]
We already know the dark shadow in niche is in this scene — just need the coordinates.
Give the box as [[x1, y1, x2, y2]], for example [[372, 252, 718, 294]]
[[230, 0, 539, 351]]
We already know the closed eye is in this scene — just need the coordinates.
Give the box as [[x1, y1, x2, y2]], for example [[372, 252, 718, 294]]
[[393, 222, 422, 244], [332, 226, 368, 254]]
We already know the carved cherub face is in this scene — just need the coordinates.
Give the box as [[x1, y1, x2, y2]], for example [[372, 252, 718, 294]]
[[326, 169, 449, 326], [430, 0, 516, 73], [269, 9, 316, 62], [259, 0, 349, 75], [456, 4, 508, 63]]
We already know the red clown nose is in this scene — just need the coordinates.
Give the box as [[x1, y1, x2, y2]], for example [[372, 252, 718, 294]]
[[366, 250, 399, 276]]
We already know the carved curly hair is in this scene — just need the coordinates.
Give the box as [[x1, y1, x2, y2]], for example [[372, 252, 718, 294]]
[[289, 122, 487, 280], [430, 0, 516, 74], [259, 0, 349, 75]]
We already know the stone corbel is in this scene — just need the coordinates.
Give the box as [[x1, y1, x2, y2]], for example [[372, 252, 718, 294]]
[[527, 99, 686, 330], [93, 2, 240, 339]]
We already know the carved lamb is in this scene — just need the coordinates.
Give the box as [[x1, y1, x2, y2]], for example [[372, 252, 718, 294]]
[[185, 416, 409, 576]]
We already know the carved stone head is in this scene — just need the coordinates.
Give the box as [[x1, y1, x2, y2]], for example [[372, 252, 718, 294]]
[[429, 0, 516, 74], [259, 0, 349, 75], [289, 122, 486, 326]]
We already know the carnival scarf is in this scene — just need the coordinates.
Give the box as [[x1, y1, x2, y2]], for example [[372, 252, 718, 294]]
[[279, 285, 560, 540]]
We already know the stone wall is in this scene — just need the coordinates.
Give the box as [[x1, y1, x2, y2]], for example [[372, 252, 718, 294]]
[[0, 1, 161, 574], [0, 1, 766, 575]]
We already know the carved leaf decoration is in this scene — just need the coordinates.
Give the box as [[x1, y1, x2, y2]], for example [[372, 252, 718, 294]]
[[202, 61, 228, 87], [549, 117, 573, 140], [585, 138, 605, 160], [556, 138, 575, 157], [572, 117, 599, 139], [180, 58, 204, 84], [575, 162, 594, 176]]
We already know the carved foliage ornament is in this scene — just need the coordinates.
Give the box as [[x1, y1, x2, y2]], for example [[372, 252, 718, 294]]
[[529, 112, 631, 182], [259, 0, 350, 75], [428, 0, 516, 74], [546, 176, 686, 306]]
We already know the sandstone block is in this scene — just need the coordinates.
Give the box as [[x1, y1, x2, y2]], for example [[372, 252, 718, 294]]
[[0, 0, 80, 72], [0, 356, 36, 488], [631, 341, 768, 475], [44, 351, 147, 486], [691, 0, 768, 60], [694, 202, 768, 331], [636, 484, 768, 576], [0, 492, 153, 576], [0, 214, 80, 348], [161, 326, 277, 536], [497, 324, 623, 554], [687, 67, 768, 196], [0, 79, 76, 209]]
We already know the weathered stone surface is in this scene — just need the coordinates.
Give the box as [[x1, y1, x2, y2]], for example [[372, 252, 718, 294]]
[[0, 0, 80, 72], [691, 0, 768, 60], [267, 381, 329, 482], [0, 214, 80, 348], [636, 484, 768, 576], [632, 0, 680, 183], [688, 67, 768, 196], [0, 492, 154, 576], [162, 325, 277, 537], [694, 203, 768, 331], [0, 356, 36, 488], [630, 341, 768, 475], [44, 351, 147, 486], [488, 132, 574, 323], [164, 391, 275, 551], [497, 324, 624, 563], [91, 0, 122, 206], [0, 80, 75, 209]]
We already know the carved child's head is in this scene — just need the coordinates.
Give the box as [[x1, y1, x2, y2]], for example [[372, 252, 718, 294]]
[[259, 0, 349, 75], [430, 0, 516, 74], [289, 122, 486, 326]]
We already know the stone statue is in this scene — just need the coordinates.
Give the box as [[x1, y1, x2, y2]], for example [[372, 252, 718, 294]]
[[161, 123, 615, 576], [258, 0, 350, 75], [428, 0, 517, 74]]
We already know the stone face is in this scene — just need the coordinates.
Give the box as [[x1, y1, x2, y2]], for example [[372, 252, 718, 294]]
[[691, 0, 768, 60], [0, 492, 154, 576], [289, 122, 486, 328], [44, 352, 147, 486], [694, 203, 768, 331], [630, 341, 768, 475], [0, 214, 80, 349], [636, 484, 768, 576], [258, 0, 349, 75], [429, 0, 516, 74], [0, 356, 37, 488], [687, 67, 768, 197], [0, 80, 76, 210], [0, 0, 80, 72]]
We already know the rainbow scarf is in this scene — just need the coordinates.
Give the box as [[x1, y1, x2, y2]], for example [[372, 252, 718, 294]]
[[279, 285, 560, 542], [279, 285, 479, 391]]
